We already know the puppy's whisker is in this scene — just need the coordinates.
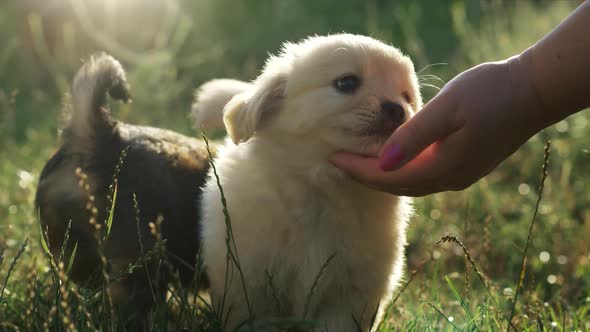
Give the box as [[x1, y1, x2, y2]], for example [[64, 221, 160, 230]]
[[356, 114, 377, 122], [419, 83, 442, 91], [418, 74, 445, 84], [417, 62, 448, 74], [418, 74, 443, 79], [357, 135, 386, 156]]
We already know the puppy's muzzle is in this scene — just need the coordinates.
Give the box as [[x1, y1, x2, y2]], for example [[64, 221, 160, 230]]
[[369, 101, 406, 137], [380, 101, 405, 122]]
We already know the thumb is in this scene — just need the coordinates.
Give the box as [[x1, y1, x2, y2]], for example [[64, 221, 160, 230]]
[[379, 94, 458, 171]]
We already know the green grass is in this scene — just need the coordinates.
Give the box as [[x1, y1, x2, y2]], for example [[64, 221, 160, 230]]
[[1, 0, 589, 331]]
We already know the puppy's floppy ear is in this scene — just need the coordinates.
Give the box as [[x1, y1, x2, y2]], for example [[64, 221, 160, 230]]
[[223, 73, 286, 144]]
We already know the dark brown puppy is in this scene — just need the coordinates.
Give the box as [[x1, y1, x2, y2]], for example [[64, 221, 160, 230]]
[[35, 53, 211, 325]]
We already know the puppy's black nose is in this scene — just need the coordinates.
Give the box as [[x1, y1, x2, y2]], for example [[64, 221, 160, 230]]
[[380, 101, 405, 121]]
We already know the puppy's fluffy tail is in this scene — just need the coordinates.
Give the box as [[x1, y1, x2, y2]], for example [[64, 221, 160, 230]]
[[191, 79, 251, 129], [64, 53, 131, 147]]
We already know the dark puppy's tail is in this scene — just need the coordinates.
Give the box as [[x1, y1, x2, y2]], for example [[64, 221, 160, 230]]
[[64, 53, 131, 150]]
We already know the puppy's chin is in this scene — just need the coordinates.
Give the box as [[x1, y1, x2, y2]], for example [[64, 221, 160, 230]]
[[339, 126, 398, 157], [335, 135, 387, 158], [361, 139, 387, 157]]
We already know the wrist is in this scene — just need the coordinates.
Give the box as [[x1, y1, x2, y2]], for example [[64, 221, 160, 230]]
[[506, 49, 556, 133]]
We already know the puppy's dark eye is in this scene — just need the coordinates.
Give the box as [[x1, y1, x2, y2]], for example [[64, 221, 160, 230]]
[[402, 92, 411, 103], [334, 74, 361, 94]]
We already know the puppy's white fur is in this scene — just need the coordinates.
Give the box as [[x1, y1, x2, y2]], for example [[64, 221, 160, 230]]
[[194, 34, 421, 331]]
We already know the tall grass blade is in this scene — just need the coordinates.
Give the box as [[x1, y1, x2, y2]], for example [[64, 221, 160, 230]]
[[445, 276, 478, 331], [39, 222, 51, 259], [57, 220, 73, 264], [264, 269, 283, 315], [303, 253, 336, 319], [133, 192, 158, 304], [420, 299, 460, 331], [105, 181, 117, 239], [437, 234, 496, 304], [203, 133, 254, 330], [0, 238, 28, 301], [376, 260, 427, 331], [66, 242, 78, 276], [507, 141, 551, 331]]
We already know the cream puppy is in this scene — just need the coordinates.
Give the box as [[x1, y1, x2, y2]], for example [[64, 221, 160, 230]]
[[193, 34, 421, 331]]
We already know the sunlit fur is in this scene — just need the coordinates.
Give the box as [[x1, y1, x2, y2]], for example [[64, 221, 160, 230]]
[[193, 34, 421, 331]]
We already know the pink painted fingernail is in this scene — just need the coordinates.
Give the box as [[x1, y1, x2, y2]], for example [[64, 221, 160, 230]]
[[379, 144, 405, 171]]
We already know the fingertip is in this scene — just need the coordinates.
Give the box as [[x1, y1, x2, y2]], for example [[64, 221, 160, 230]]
[[328, 152, 356, 168], [330, 152, 376, 170], [329, 152, 382, 179], [379, 144, 406, 171], [378, 93, 458, 172]]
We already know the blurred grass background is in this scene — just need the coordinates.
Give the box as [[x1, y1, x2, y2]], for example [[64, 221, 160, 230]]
[[0, 0, 588, 330]]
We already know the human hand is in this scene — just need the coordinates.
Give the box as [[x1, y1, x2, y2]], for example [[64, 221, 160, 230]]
[[330, 58, 544, 196]]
